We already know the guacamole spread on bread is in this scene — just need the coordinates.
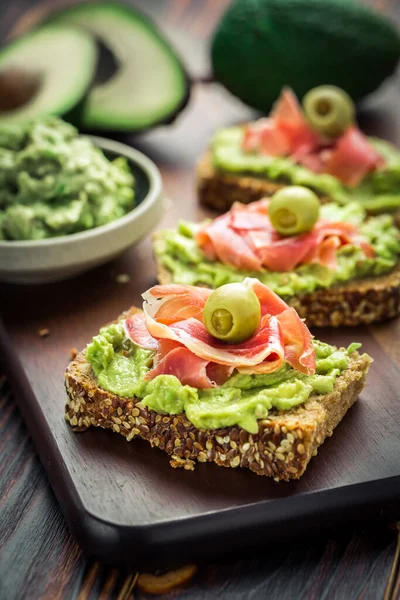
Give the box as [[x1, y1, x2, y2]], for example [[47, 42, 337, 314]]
[[154, 203, 400, 296], [212, 127, 400, 213], [86, 321, 360, 433], [0, 117, 135, 240]]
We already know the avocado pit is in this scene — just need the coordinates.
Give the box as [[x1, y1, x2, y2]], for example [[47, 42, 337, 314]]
[[0, 67, 41, 112]]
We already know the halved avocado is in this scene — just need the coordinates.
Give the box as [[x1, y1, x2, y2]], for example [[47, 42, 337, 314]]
[[48, 2, 190, 131], [0, 24, 97, 125]]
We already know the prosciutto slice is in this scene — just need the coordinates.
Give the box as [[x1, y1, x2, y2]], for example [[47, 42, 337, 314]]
[[148, 284, 211, 325], [326, 127, 383, 187], [143, 311, 285, 370], [124, 279, 316, 388], [196, 213, 262, 271], [241, 88, 384, 185], [244, 279, 315, 375], [270, 87, 320, 157], [277, 307, 316, 375], [196, 199, 374, 273], [147, 345, 214, 388], [124, 312, 158, 350], [253, 233, 317, 272], [243, 117, 291, 156], [147, 337, 235, 388], [243, 88, 320, 160]]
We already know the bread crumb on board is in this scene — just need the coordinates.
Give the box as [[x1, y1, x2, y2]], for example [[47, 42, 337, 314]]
[[37, 328, 50, 337], [137, 564, 197, 595], [115, 273, 131, 284]]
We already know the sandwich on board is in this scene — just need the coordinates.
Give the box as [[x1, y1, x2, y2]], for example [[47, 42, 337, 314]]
[[198, 86, 400, 218], [153, 189, 400, 327], [65, 279, 372, 480]]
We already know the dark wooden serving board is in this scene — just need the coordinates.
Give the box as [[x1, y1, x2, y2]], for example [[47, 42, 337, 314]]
[[2, 81, 400, 570], [2, 1, 400, 571]]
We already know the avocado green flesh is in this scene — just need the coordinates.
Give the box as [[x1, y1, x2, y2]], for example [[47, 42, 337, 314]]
[[212, 127, 400, 213], [211, 0, 400, 111], [0, 25, 96, 125], [50, 3, 189, 130], [153, 203, 400, 296], [0, 117, 135, 240], [86, 321, 361, 434]]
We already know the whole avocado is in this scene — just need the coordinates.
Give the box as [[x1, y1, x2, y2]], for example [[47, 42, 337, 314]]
[[211, 0, 400, 111]]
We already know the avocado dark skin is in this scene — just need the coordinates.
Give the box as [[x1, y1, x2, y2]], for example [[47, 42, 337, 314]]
[[211, 0, 400, 112]]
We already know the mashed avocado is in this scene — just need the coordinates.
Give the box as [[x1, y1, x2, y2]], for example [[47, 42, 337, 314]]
[[86, 321, 361, 433], [212, 127, 400, 213], [0, 117, 135, 240], [153, 202, 400, 296]]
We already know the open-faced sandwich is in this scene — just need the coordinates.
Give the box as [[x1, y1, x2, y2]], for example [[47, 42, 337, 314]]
[[65, 279, 372, 480], [154, 187, 400, 327], [198, 86, 400, 217]]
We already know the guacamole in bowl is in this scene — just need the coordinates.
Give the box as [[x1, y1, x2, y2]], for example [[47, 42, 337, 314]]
[[0, 117, 136, 240], [0, 124, 163, 283]]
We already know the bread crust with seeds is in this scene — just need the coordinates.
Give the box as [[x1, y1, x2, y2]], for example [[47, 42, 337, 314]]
[[154, 235, 400, 328], [65, 307, 372, 481]]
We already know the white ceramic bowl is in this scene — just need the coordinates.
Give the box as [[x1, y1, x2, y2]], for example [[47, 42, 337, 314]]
[[0, 136, 163, 284]]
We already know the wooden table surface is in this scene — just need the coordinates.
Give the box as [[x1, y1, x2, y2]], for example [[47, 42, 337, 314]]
[[1, 0, 400, 598]]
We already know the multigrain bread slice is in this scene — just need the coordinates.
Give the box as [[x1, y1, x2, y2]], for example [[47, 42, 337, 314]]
[[65, 307, 372, 481], [154, 234, 400, 328]]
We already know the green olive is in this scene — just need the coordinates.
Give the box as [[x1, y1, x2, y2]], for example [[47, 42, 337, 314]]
[[268, 186, 320, 236], [203, 283, 261, 343], [303, 85, 355, 138]]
